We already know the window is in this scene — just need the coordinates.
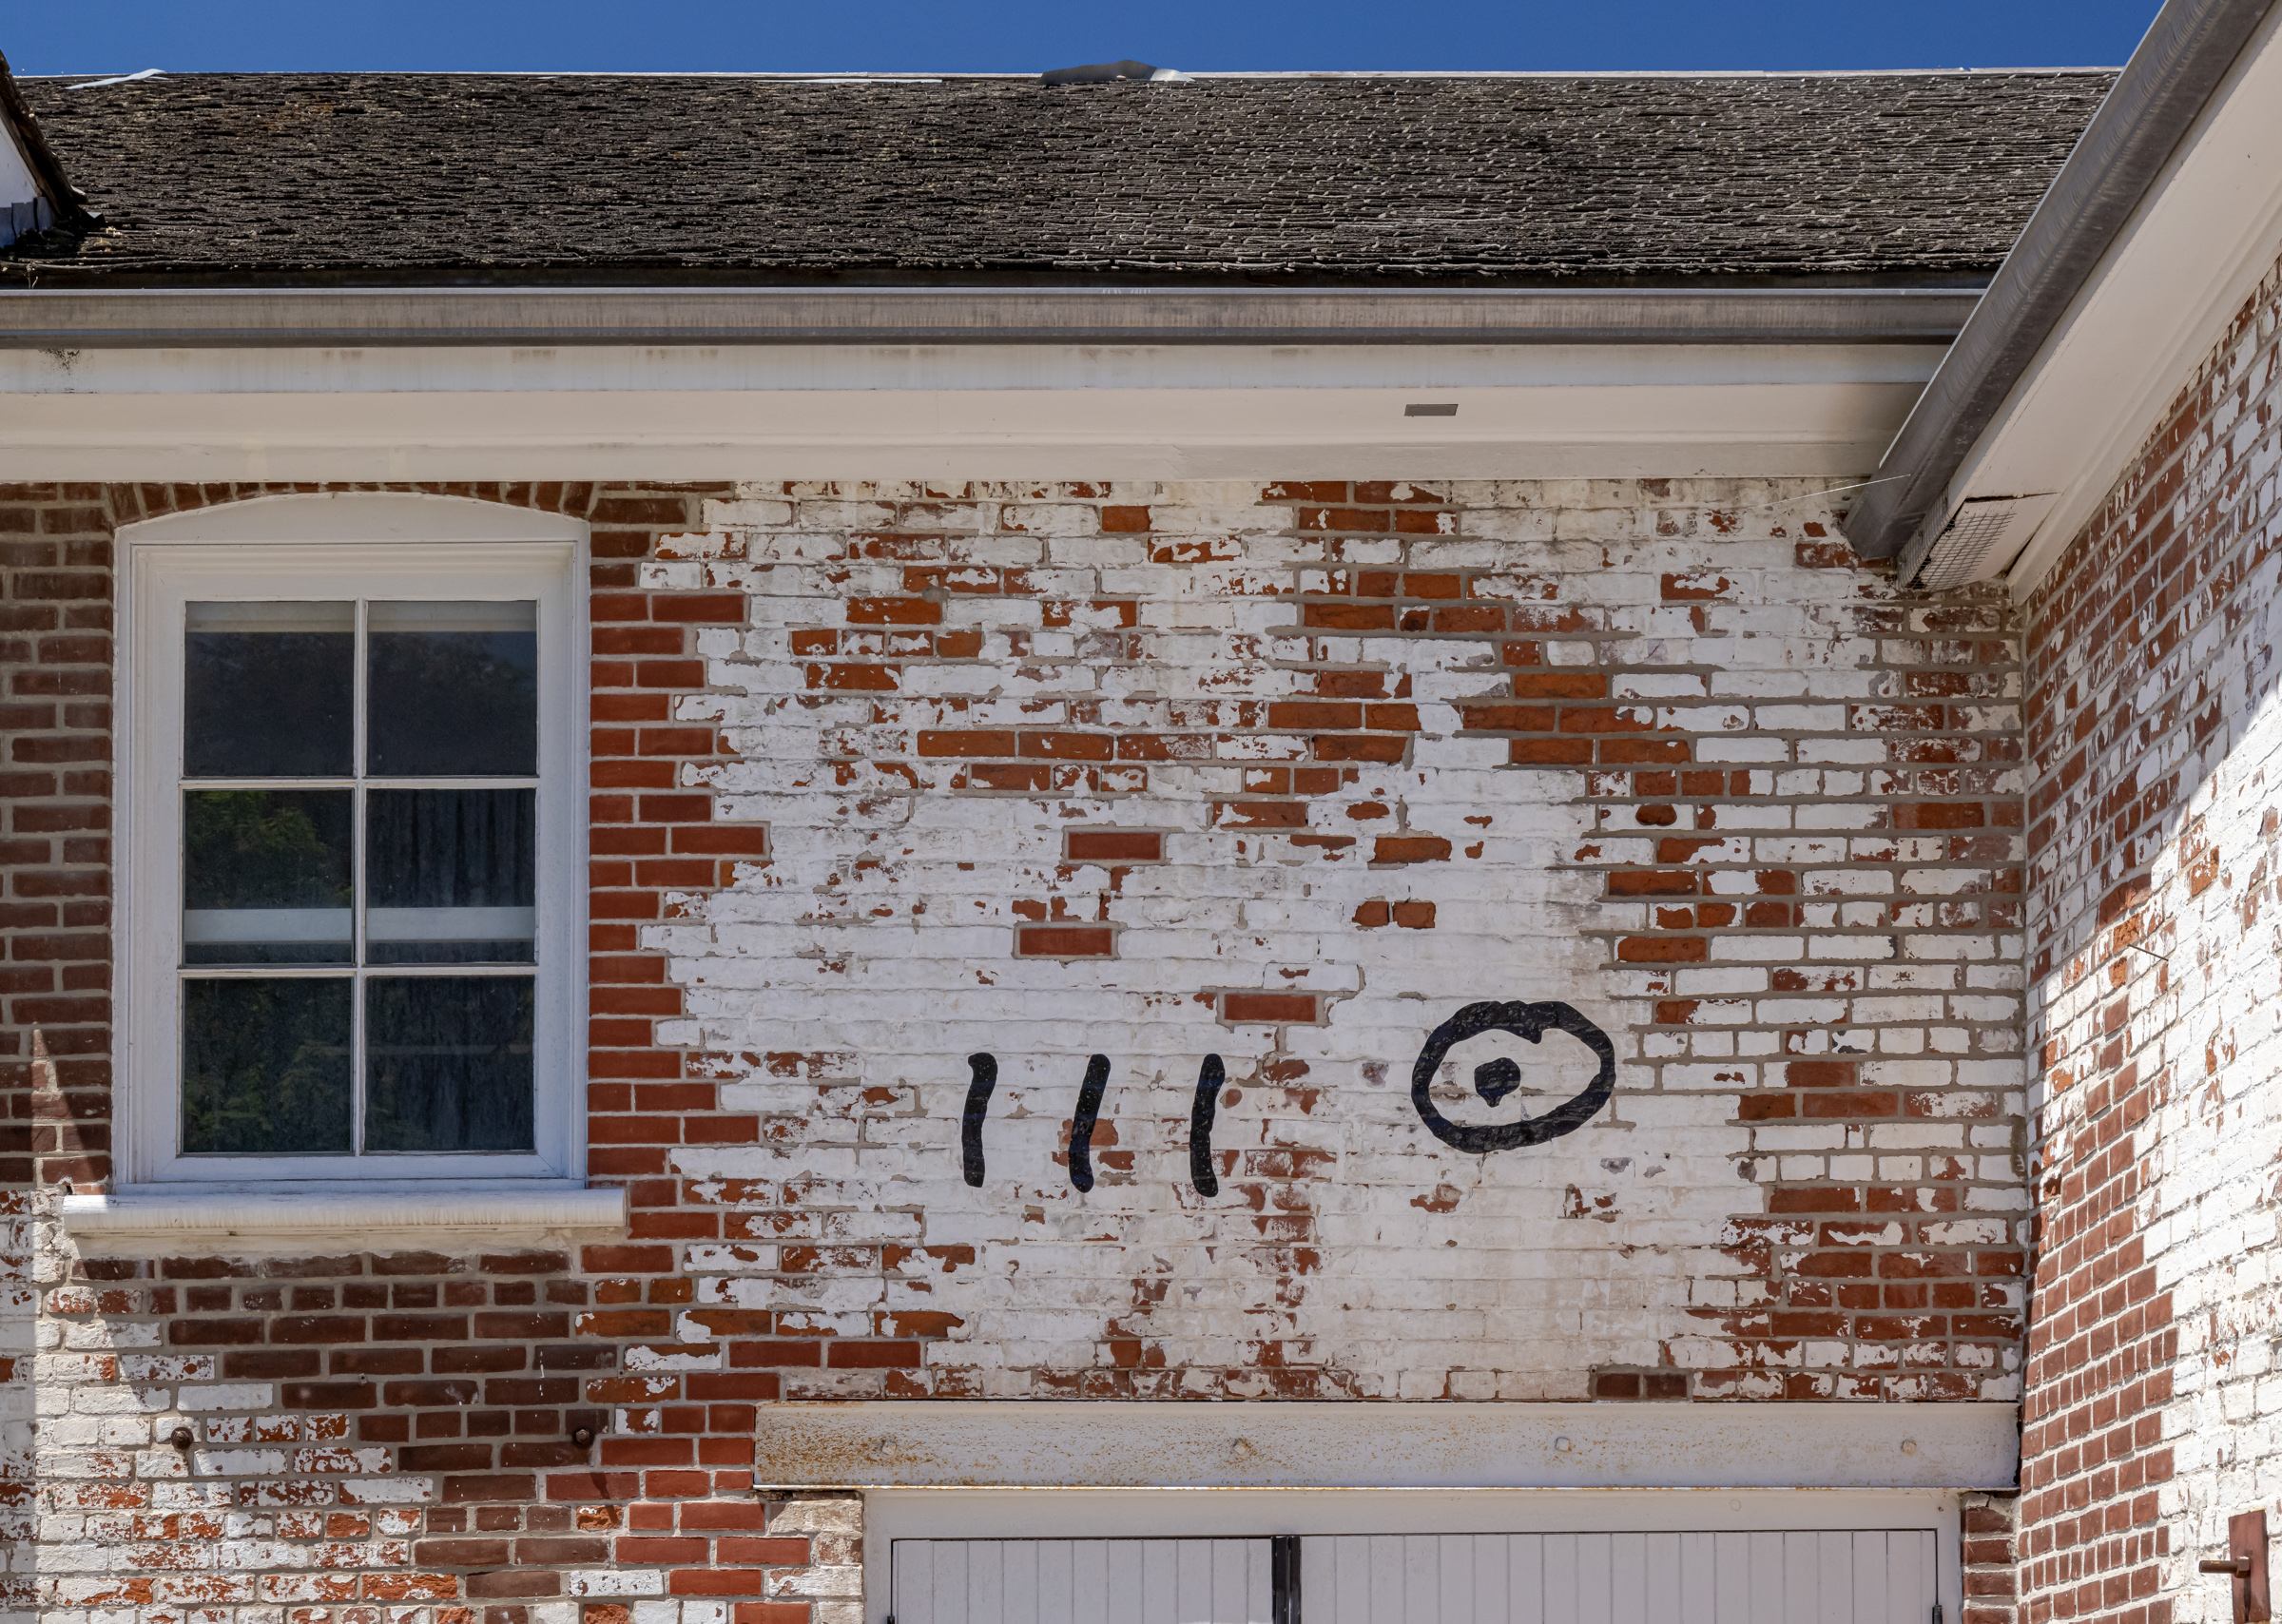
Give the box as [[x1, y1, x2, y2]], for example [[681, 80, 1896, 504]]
[[121, 497, 583, 1187]]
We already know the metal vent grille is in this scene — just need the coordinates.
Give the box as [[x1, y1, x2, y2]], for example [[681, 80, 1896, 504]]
[[1915, 493, 2058, 590]]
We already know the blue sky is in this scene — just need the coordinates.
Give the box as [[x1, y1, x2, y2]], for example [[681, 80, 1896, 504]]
[[10, 1, 2161, 76]]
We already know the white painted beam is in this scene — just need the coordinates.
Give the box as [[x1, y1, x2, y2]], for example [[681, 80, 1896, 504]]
[[757, 1400, 2019, 1491]]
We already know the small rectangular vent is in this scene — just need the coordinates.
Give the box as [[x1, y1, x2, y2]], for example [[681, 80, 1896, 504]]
[[1916, 493, 2058, 590]]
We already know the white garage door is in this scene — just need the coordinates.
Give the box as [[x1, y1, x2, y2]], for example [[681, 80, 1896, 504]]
[[1304, 1532, 1937, 1623], [892, 1537, 1277, 1624], [891, 1531, 1935, 1624]]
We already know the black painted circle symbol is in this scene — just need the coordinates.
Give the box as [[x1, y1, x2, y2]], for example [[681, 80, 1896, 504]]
[[1409, 1000, 1616, 1152]]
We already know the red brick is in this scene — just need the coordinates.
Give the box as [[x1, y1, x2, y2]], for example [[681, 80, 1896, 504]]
[[1015, 925, 1115, 958], [1222, 992, 1321, 1025]]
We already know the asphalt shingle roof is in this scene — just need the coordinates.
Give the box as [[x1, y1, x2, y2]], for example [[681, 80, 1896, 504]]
[[14, 70, 2117, 285]]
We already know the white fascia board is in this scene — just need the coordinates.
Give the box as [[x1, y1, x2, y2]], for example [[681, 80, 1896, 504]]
[[758, 1399, 2018, 1491], [1941, 3, 2282, 598], [0, 342, 1942, 484]]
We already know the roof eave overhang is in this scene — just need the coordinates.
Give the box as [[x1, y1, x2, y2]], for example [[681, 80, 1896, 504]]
[[1977, 0, 2282, 599], [1839, 0, 2282, 576]]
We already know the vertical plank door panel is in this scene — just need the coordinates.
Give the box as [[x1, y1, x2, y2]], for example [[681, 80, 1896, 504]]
[[1815, 1532, 1851, 1624], [1508, 1532, 1548, 1624], [999, 1540, 1040, 1624], [1072, 1540, 1110, 1624], [896, 1539, 936, 1624], [1714, 1531, 1751, 1624], [1851, 1531, 1887, 1624], [938, 1540, 972, 1624], [1544, 1534, 1581, 1624], [1039, 1539, 1078, 1624], [1335, 1534, 1376, 1624], [1429, 1534, 1476, 1624], [1679, 1531, 1719, 1624], [1401, 1534, 1441, 1624], [1138, 1537, 1178, 1624], [1576, 1534, 1615, 1624], [967, 1537, 1007, 1624], [1107, 1537, 1146, 1624], [1612, 1532, 1647, 1624], [1643, 1532, 1682, 1624]]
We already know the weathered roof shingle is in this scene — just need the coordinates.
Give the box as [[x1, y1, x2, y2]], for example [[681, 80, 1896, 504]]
[[15, 70, 2116, 284]]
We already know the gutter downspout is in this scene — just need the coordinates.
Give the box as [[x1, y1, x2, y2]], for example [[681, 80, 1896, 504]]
[[1840, 0, 2278, 572]]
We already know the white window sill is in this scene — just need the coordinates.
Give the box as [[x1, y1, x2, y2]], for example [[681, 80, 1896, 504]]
[[59, 1184, 627, 1257]]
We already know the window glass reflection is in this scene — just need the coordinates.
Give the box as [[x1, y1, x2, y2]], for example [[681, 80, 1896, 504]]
[[182, 790, 353, 965], [365, 789, 536, 964], [184, 602, 353, 778], [177, 593, 548, 1167], [182, 977, 353, 1154], [367, 601, 538, 777], [364, 976, 535, 1153]]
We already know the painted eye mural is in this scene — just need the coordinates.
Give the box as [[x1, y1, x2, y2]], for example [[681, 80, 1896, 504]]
[[961, 1001, 1615, 1191], [1407, 999, 1617, 1154]]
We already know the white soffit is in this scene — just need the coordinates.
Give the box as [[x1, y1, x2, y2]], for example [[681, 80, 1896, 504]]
[[757, 1400, 2020, 1491], [1969, 3, 2282, 596], [0, 341, 1942, 483]]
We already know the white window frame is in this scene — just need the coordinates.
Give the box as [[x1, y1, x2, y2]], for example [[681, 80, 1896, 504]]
[[116, 493, 588, 1190]]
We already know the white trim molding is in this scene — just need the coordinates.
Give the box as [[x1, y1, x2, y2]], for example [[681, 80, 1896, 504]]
[[114, 489, 590, 545], [59, 1184, 628, 1257], [114, 491, 591, 1195], [0, 342, 1944, 484], [756, 1400, 2020, 1492]]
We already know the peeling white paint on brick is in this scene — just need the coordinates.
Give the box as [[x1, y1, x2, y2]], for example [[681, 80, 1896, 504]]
[[2022, 251, 2282, 1624], [0, 475, 2028, 1622]]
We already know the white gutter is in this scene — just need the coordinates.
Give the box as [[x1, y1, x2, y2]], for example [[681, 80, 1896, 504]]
[[0, 285, 1980, 350]]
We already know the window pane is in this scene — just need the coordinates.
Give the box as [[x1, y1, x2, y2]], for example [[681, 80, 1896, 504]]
[[182, 789, 353, 965], [184, 602, 354, 778], [366, 788, 536, 964], [364, 976, 535, 1152], [182, 977, 353, 1154], [368, 601, 538, 777]]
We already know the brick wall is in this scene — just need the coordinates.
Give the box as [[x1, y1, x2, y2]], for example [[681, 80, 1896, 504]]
[[0, 479, 113, 1194], [10, 474, 2028, 1615], [627, 476, 2025, 1402], [2019, 249, 2282, 1624], [19, 483, 861, 1624], [0, 480, 114, 1621], [1964, 1492, 2024, 1624]]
